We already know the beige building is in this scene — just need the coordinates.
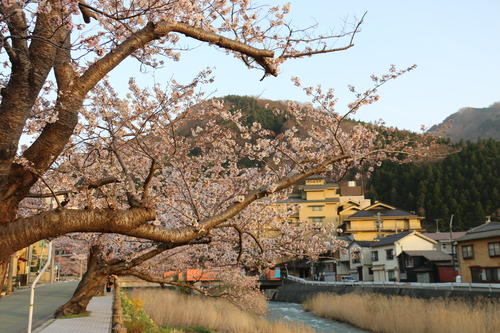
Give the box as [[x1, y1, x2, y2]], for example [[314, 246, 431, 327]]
[[277, 176, 371, 234], [341, 202, 425, 241]]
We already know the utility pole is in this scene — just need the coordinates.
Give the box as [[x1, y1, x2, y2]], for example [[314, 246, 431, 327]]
[[374, 212, 383, 238], [449, 214, 456, 280]]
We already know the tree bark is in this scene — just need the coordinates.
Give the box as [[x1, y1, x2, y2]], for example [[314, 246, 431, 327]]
[[53, 241, 176, 317], [0, 259, 8, 300], [54, 245, 108, 317]]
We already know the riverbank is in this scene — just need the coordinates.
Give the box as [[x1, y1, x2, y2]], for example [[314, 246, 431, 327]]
[[303, 292, 500, 333], [271, 278, 500, 303], [127, 288, 318, 333]]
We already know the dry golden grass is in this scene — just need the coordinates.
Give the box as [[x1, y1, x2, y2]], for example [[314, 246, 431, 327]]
[[303, 292, 500, 333], [130, 289, 317, 333]]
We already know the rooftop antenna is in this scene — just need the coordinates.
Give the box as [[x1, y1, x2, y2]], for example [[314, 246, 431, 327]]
[[435, 219, 441, 233]]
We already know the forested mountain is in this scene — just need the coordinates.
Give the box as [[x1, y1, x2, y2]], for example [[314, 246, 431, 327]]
[[367, 139, 500, 231], [218, 96, 500, 232], [428, 102, 500, 142]]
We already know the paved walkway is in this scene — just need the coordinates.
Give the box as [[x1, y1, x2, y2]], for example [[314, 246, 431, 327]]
[[33, 294, 113, 333], [0, 281, 80, 333]]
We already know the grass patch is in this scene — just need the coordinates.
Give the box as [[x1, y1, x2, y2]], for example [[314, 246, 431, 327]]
[[162, 326, 217, 333], [59, 312, 91, 319], [303, 292, 500, 333], [121, 291, 218, 333], [129, 288, 317, 333]]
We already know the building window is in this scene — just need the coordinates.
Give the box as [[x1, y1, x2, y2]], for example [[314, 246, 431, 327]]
[[388, 270, 396, 281], [371, 251, 378, 262], [405, 257, 414, 268], [488, 242, 500, 257], [462, 245, 473, 259], [312, 217, 323, 223], [386, 249, 394, 260], [485, 267, 500, 282], [311, 206, 323, 211], [368, 267, 373, 275], [352, 251, 360, 264]]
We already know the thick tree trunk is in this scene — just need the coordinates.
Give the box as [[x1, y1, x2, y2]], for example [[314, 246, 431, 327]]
[[54, 271, 107, 317], [54, 245, 108, 317], [95, 279, 106, 296], [0, 259, 8, 300]]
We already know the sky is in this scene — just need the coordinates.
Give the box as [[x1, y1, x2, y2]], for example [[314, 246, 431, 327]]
[[109, 0, 500, 133]]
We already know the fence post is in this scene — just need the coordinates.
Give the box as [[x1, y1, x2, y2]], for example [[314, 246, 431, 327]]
[[112, 280, 127, 333]]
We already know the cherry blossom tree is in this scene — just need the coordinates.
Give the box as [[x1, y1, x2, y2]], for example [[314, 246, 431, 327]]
[[0, 0, 370, 289], [25, 62, 434, 316], [0, 0, 368, 289], [0, 0, 442, 302]]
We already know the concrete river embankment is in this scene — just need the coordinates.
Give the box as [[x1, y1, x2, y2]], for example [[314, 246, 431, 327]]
[[268, 276, 500, 303]]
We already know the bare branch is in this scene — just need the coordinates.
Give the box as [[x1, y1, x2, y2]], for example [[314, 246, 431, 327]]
[[141, 159, 160, 205], [27, 176, 119, 198]]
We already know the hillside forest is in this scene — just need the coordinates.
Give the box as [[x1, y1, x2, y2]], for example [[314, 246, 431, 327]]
[[368, 138, 500, 232], [223, 95, 500, 232]]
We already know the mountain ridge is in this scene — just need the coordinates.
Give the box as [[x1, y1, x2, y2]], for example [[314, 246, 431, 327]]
[[428, 102, 500, 142]]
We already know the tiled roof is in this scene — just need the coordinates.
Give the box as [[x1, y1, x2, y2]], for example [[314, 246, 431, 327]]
[[403, 250, 452, 261], [346, 207, 419, 219], [468, 221, 500, 233], [298, 184, 339, 190], [370, 231, 414, 247], [422, 232, 467, 241], [353, 241, 374, 247], [456, 222, 500, 242]]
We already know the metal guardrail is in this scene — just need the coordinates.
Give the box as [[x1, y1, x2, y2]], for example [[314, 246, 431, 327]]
[[286, 275, 500, 292]]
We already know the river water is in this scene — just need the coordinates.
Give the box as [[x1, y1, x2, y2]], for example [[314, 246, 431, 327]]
[[264, 301, 371, 333]]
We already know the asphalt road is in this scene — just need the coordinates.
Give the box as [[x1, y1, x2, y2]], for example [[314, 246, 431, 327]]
[[0, 280, 79, 333]]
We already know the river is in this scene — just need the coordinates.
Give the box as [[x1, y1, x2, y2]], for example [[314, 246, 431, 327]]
[[264, 301, 371, 333]]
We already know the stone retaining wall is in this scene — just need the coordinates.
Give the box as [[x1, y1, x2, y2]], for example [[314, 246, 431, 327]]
[[271, 280, 500, 303]]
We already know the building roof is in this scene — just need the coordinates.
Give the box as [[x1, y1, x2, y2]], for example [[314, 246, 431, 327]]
[[276, 197, 341, 204], [370, 231, 436, 247], [352, 241, 373, 248], [298, 184, 339, 191], [344, 202, 422, 220], [455, 222, 500, 242], [422, 232, 467, 241], [402, 250, 452, 261], [370, 231, 414, 247]]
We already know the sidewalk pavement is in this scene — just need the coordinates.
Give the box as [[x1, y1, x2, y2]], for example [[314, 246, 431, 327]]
[[33, 294, 113, 333]]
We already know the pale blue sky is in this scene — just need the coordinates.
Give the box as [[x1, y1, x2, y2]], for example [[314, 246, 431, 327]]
[[110, 0, 500, 133]]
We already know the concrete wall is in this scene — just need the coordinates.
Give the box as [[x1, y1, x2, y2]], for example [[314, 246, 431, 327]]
[[272, 279, 500, 304]]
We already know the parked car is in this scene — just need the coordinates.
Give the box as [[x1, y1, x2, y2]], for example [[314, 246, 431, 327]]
[[341, 275, 358, 285]]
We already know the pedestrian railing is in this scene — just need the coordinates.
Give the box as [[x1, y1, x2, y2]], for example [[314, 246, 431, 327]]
[[286, 275, 500, 292], [112, 281, 127, 333]]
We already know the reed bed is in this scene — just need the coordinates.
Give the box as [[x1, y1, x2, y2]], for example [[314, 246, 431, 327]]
[[130, 288, 317, 333], [303, 292, 500, 333]]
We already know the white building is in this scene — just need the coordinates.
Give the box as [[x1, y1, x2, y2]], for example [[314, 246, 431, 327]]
[[370, 231, 438, 282]]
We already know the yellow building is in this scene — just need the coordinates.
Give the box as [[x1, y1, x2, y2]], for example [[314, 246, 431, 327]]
[[341, 202, 425, 241], [4, 241, 55, 292], [277, 176, 371, 234]]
